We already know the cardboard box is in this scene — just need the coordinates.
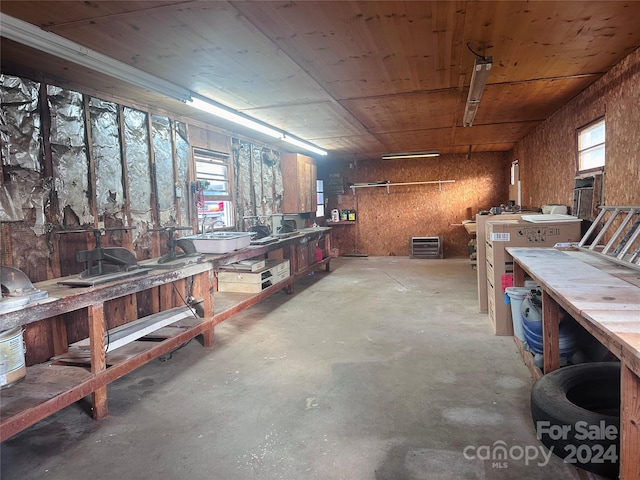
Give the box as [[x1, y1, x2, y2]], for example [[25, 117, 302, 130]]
[[486, 219, 581, 335], [476, 213, 536, 313]]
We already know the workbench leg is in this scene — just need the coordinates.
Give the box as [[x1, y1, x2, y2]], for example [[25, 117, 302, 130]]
[[88, 304, 108, 419], [542, 290, 560, 373], [202, 326, 215, 348], [196, 270, 216, 348], [512, 262, 525, 287], [51, 315, 68, 356], [620, 364, 640, 480]]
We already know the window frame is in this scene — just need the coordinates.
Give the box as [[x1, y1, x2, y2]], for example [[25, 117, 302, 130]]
[[193, 147, 234, 229], [576, 117, 606, 174], [316, 179, 325, 218]]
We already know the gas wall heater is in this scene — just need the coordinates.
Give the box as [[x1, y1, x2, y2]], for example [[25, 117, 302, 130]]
[[410, 237, 443, 259]]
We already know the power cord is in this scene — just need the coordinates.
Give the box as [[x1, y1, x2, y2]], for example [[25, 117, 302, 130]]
[[158, 281, 202, 361]]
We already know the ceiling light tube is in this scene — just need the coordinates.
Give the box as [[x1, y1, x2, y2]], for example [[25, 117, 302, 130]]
[[280, 134, 328, 156], [463, 56, 492, 127], [188, 96, 283, 139], [189, 97, 327, 156], [381, 151, 440, 160], [0, 14, 192, 102]]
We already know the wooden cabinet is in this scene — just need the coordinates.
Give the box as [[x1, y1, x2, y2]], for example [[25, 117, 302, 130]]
[[281, 153, 317, 213]]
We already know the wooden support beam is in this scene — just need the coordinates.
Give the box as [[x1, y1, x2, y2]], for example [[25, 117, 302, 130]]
[[542, 290, 560, 373], [198, 270, 215, 347], [88, 303, 108, 419], [512, 261, 525, 287], [620, 364, 640, 480], [51, 315, 68, 356]]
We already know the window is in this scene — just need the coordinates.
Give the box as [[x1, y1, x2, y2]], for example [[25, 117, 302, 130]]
[[577, 118, 605, 173], [194, 148, 233, 229], [316, 179, 324, 217]]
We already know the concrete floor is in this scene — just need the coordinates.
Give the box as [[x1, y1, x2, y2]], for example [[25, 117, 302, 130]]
[[1, 257, 580, 480]]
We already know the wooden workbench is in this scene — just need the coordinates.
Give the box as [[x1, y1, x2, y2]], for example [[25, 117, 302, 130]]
[[508, 247, 640, 479], [0, 228, 331, 441]]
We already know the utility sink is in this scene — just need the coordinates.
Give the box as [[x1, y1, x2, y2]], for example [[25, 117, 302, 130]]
[[182, 232, 253, 254]]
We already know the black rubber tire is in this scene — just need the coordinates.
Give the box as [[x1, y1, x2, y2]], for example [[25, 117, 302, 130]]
[[530, 362, 620, 478]]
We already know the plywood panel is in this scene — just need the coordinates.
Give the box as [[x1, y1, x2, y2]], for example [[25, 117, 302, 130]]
[[321, 152, 509, 257], [454, 121, 543, 147], [470, 76, 599, 125], [509, 46, 640, 211], [235, 1, 468, 98], [465, 1, 640, 83], [32, 1, 330, 110], [188, 125, 230, 153], [376, 127, 454, 154], [244, 100, 367, 139], [341, 90, 459, 132]]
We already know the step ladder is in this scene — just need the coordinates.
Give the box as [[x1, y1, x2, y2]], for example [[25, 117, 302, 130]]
[[577, 206, 640, 271]]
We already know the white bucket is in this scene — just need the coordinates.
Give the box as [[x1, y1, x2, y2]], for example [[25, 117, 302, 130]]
[[505, 287, 531, 342], [0, 326, 26, 389]]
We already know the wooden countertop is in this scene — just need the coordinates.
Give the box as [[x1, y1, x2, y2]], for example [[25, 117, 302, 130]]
[[507, 247, 640, 376], [0, 228, 331, 331]]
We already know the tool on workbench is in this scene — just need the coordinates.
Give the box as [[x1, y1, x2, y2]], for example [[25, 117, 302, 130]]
[[57, 227, 148, 286], [0, 266, 48, 313], [148, 226, 200, 265]]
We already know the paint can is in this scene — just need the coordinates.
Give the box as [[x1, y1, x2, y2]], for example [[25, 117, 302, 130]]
[[0, 326, 27, 389], [331, 209, 339, 222]]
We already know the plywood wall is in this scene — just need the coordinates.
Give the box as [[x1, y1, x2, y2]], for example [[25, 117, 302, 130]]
[[509, 47, 640, 209], [320, 153, 510, 257]]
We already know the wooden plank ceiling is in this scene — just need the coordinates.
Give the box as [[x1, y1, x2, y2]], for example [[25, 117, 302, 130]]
[[2, 1, 640, 161]]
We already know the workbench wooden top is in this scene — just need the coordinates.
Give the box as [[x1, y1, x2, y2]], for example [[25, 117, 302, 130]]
[[507, 247, 640, 375], [0, 228, 331, 331]]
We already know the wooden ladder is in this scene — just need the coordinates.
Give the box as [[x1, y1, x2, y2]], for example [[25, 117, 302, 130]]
[[577, 206, 640, 270]]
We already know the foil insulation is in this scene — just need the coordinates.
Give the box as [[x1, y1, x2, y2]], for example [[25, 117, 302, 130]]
[[151, 115, 175, 225], [124, 107, 152, 225], [175, 122, 189, 226], [233, 141, 283, 223], [47, 86, 93, 225], [0, 75, 41, 172], [89, 98, 124, 216], [236, 141, 254, 219], [251, 144, 263, 216]]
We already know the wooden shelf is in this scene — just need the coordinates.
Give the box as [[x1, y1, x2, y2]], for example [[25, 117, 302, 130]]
[[1, 314, 211, 441], [349, 180, 455, 194]]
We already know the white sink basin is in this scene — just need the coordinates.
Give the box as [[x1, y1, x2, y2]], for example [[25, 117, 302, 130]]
[[183, 232, 253, 254]]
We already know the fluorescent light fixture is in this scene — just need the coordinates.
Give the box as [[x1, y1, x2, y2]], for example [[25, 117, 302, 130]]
[[189, 97, 327, 156], [382, 151, 440, 160], [280, 134, 328, 156], [189, 96, 282, 139], [0, 13, 192, 102], [463, 55, 492, 127], [1, 13, 329, 157]]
